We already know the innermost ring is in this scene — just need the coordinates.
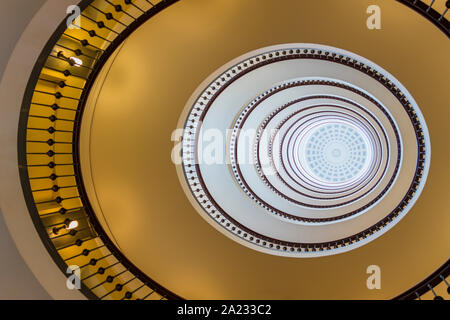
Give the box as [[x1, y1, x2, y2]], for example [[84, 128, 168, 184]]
[[300, 120, 372, 185]]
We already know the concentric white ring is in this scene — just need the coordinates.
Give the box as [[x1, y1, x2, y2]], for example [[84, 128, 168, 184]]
[[176, 44, 430, 257], [244, 89, 394, 212]]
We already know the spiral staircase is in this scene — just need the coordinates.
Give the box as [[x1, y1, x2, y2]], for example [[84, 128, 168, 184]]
[[0, 0, 448, 300]]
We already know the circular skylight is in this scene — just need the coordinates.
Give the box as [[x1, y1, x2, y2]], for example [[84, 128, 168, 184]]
[[296, 119, 372, 186]]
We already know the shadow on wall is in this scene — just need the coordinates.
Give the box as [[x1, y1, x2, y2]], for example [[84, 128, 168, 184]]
[[0, 0, 50, 300]]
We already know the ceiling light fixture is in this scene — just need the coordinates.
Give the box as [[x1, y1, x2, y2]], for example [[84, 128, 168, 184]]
[[57, 51, 83, 67], [69, 56, 83, 67], [52, 219, 79, 235]]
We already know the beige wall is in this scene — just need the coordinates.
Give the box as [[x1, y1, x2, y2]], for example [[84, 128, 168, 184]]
[[0, 0, 50, 300]]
